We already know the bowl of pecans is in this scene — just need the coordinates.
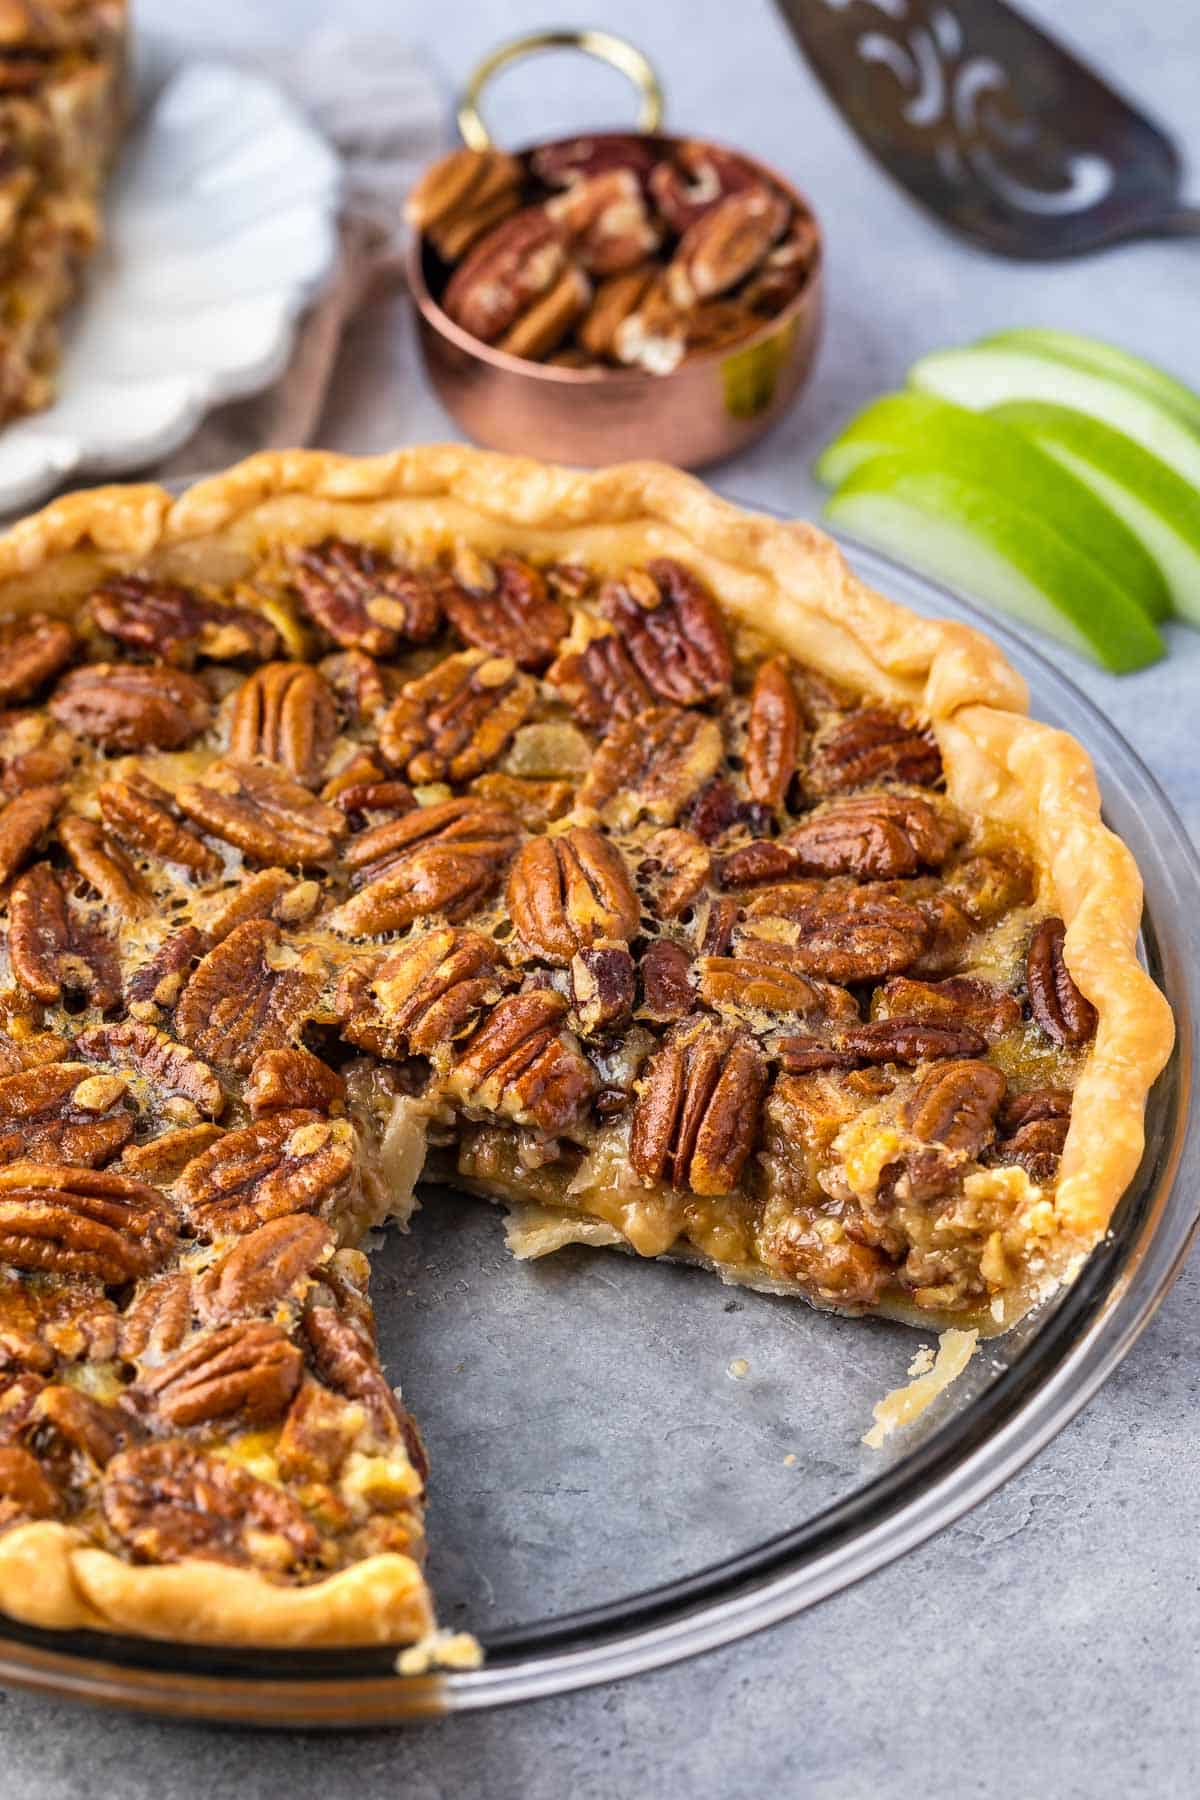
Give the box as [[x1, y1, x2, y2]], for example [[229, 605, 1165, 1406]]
[[404, 31, 823, 469]]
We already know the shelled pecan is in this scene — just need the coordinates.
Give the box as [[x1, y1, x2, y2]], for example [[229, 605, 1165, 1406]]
[[89, 574, 278, 667], [630, 1018, 767, 1195]]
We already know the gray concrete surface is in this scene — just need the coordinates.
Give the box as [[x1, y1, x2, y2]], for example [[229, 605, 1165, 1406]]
[[5, 0, 1200, 1793]]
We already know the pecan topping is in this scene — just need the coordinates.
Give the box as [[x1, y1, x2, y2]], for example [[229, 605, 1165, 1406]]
[[807, 708, 942, 795], [245, 1047, 345, 1119], [0, 1062, 134, 1167], [50, 663, 212, 751], [638, 827, 711, 921], [195, 1215, 333, 1323], [174, 919, 324, 1074], [667, 183, 789, 308], [0, 710, 75, 794], [697, 943, 858, 1021], [746, 656, 802, 810], [0, 616, 74, 703], [119, 1272, 193, 1359], [469, 771, 573, 831], [89, 574, 277, 666], [721, 792, 960, 886], [742, 886, 932, 982], [120, 1127, 224, 1189], [638, 938, 695, 1023], [333, 778, 416, 823], [571, 944, 636, 1035], [0, 782, 61, 884], [125, 926, 208, 1019], [319, 649, 388, 726], [0, 1163, 177, 1281], [1026, 917, 1096, 1047], [508, 826, 639, 964], [228, 661, 337, 786], [332, 798, 521, 936], [75, 1020, 224, 1118], [59, 815, 149, 918], [447, 990, 597, 1135], [102, 1441, 319, 1569], [8, 863, 119, 1008], [995, 1088, 1072, 1181], [289, 538, 442, 653], [598, 559, 732, 708], [31, 1385, 131, 1469], [578, 706, 723, 829], [335, 927, 506, 1060], [648, 140, 761, 234], [277, 1379, 367, 1484], [203, 867, 321, 939], [545, 614, 657, 728], [139, 1320, 302, 1429], [882, 1061, 1007, 1205], [98, 774, 221, 880], [302, 1303, 405, 1442], [443, 205, 568, 344], [947, 849, 1035, 924], [380, 649, 535, 784], [175, 758, 347, 866], [0, 1445, 61, 1523], [776, 1021, 987, 1073], [442, 551, 568, 670], [687, 778, 771, 846], [546, 166, 660, 275], [630, 1020, 767, 1195], [175, 1110, 356, 1240], [872, 976, 1022, 1044]]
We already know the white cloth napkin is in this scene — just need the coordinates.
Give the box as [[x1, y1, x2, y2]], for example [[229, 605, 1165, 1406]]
[[162, 31, 448, 480]]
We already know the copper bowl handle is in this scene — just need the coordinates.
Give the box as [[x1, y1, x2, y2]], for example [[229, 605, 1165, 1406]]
[[457, 28, 665, 150]]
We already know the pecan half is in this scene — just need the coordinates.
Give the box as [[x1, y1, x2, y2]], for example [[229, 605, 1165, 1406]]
[[0, 782, 61, 884], [995, 1087, 1072, 1181], [441, 550, 568, 670], [1026, 917, 1097, 1047], [545, 614, 657, 728], [120, 1127, 224, 1189], [176, 1109, 357, 1240], [98, 774, 221, 880], [0, 1163, 177, 1281], [577, 263, 657, 359], [8, 863, 120, 1008], [49, 664, 211, 751], [639, 937, 695, 1023], [30, 1385, 132, 1470], [742, 886, 931, 983], [578, 706, 723, 829], [245, 1047, 345, 1119], [119, 1272, 193, 1359], [532, 134, 659, 190], [546, 166, 660, 275], [289, 538, 443, 653], [0, 710, 75, 794], [407, 146, 523, 259], [319, 649, 388, 726], [302, 1303, 405, 1442], [666, 183, 789, 308], [59, 815, 149, 919], [203, 867, 322, 939], [469, 771, 573, 831], [195, 1215, 333, 1323], [872, 976, 1022, 1044], [630, 1019, 767, 1195], [882, 1060, 1007, 1205], [776, 1021, 987, 1073], [89, 574, 278, 666], [637, 827, 712, 922], [571, 944, 636, 1035], [103, 1440, 319, 1568], [0, 1445, 61, 1523], [648, 140, 761, 234], [508, 826, 639, 964], [697, 943, 858, 1021], [228, 661, 337, 786], [174, 919, 324, 1074], [447, 990, 597, 1135], [807, 708, 942, 796], [380, 649, 535, 784], [335, 927, 506, 1060], [139, 1320, 302, 1429], [175, 758, 347, 866], [443, 205, 568, 344], [746, 656, 802, 810], [720, 792, 960, 886], [946, 849, 1036, 924], [0, 1062, 134, 1166], [125, 926, 208, 1021], [276, 1379, 368, 1484], [332, 798, 521, 936], [75, 1020, 224, 1119], [598, 559, 732, 708], [0, 616, 74, 702], [333, 778, 417, 823]]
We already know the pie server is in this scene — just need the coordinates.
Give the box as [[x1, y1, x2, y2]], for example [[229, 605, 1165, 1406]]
[[774, 0, 1200, 258]]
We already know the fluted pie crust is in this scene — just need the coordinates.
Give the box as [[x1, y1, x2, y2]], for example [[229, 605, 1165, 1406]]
[[0, 448, 1174, 1650]]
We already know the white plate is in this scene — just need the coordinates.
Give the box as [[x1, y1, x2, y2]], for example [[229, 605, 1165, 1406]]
[[0, 60, 340, 513]]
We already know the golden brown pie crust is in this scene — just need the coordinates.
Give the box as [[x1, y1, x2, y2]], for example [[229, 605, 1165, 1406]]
[[0, 447, 1174, 1647]]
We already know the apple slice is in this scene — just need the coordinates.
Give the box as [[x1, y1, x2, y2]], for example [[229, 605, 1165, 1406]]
[[909, 345, 1200, 500], [992, 400, 1200, 625], [823, 454, 1165, 673], [981, 328, 1200, 435], [814, 392, 1168, 620]]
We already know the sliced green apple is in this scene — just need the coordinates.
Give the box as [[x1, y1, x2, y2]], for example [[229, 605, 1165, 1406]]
[[814, 391, 1168, 621], [992, 400, 1200, 625], [909, 346, 1200, 501], [823, 454, 1165, 673], [981, 328, 1200, 436]]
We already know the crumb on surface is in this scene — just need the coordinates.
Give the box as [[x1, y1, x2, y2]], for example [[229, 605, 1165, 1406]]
[[396, 1628, 485, 1676], [863, 1328, 979, 1451]]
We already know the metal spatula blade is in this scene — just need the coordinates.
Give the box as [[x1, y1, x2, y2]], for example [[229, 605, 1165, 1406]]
[[776, 0, 1198, 257]]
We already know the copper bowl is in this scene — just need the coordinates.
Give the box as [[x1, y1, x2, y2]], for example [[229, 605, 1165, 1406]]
[[406, 36, 823, 469]]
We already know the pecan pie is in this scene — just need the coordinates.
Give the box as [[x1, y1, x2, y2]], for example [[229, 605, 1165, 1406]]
[[0, 448, 1171, 1651]]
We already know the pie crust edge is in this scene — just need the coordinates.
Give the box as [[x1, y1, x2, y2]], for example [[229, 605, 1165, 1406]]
[[0, 446, 1175, 1649]]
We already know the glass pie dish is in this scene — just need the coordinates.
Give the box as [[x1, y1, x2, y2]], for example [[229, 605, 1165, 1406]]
[[0, 531, 1192, 1726]]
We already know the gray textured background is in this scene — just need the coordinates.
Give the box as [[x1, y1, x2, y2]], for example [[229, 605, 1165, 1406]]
[[6, 1, 1200, 1794]]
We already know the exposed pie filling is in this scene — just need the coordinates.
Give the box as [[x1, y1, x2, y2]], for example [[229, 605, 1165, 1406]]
[[0, 533, 1096, 1598]]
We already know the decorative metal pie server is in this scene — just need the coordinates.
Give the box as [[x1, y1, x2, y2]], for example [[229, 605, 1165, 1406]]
[[774, 0, 1199, 257]]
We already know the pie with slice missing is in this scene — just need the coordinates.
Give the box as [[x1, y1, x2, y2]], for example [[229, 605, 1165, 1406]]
[[0, 449, 1173, 1649]]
